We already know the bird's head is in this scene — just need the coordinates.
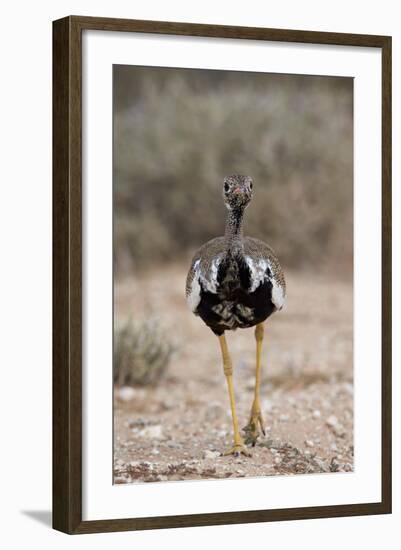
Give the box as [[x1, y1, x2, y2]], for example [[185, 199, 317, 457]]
[[222, 174, 253, 211]]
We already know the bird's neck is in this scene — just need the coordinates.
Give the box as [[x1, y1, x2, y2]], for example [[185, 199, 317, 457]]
[[224, 206, 245, 255]]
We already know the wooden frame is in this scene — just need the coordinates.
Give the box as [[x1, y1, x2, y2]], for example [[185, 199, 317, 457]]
[[53, 15, 392, 534]]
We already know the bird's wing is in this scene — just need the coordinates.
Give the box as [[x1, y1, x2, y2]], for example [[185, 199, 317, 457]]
[[244, 237, 286, 310], [185, 237, 225, 312]]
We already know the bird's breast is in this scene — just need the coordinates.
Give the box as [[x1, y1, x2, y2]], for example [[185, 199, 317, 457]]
[[216, 255, 252, 295]]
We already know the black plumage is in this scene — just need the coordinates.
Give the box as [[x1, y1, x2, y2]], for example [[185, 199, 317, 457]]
[[196, 253, 276, 335]]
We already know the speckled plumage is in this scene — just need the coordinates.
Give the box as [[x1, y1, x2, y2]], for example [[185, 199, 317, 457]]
[[186, 175, 286, 335]]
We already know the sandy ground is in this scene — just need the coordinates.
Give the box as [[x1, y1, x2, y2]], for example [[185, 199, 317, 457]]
[[114, 264, 353, 483]]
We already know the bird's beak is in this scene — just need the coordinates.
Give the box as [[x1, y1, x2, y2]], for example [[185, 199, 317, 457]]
[[233, 187, 242, 195]]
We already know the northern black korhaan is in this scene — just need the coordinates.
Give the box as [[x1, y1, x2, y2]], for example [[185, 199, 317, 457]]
[[186, 175, 286, 457]]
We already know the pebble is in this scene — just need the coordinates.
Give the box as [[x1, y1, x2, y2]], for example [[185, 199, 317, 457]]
[[128, 418, 152, 428], [326, 415, 338, 427], [117, 386, 136, 402], [332, 424, 346, 437], [160, 399, 174, 410], [203, 450, 220, 460], [138, 425, 164, 439], [314, 458, 331, 473], [262, 399, 273, 412], [274, 457, 281, 464], [312, 410, 321, 419], [115, 476, 130, 483], [167, 441, 181, 449], [305, 440, 314, 448], [264, 439, 285, 450], [342, 383, 353, 396], [279, 414, 289, 422]]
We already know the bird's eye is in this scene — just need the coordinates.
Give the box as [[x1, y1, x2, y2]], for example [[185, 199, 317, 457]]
[[249, 182, 253, 190], [224, 182, 229, 193]]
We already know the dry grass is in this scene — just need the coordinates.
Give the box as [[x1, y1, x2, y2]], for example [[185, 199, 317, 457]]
[[114, 68, 353, 276], [114, 318, 175, 387]]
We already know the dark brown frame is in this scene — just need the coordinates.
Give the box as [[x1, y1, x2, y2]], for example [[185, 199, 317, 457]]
[[53, 15, 392, 534]]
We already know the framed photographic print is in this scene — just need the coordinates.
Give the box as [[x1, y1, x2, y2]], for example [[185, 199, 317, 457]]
[[53, 16, 392, 534]]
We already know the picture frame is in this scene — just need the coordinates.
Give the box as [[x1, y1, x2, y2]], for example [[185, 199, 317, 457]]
[[53, 15, 392, 534]]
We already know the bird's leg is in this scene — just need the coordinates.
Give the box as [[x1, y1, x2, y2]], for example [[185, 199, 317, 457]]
[[243, 323, 266, 446], [218, 334, 251, 457]]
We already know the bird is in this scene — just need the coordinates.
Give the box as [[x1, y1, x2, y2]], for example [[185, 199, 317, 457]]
[[185, 174, 286, 457]]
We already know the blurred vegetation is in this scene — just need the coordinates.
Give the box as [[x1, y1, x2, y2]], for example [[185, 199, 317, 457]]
[[114, 318, 174, 387], [114, 66, 353, 276]]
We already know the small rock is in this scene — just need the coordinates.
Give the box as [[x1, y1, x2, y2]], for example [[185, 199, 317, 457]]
[[279, 414, 289, 422], [117, 386, 136, 402], [330, 458, 340, 472], [114, 476, 130, 483], [342, 382, 353, 396], [203, 450, 220, 460], [274, 456, 281, 464], [263, 439, 286, 450], [332, 424, 346, 437], [349, 445, 354, 456], [167, 441, 181, 449], [160, 399, 174, 410], [128, 418, 152, 428], [312, 410, 321, 419], [305, 440, 314, 448], [138, 425, 164, 439], [261, 399, 273, 412], [326, 415, 338, 427], [314, 458, 330, 473]]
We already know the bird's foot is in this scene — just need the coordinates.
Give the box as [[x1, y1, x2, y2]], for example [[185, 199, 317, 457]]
[[222, 440, 252, 458], [243, 409, 266, 447]]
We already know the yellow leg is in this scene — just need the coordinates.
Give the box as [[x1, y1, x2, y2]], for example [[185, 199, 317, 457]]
[[243, 323, 266, 446], [218, 334, 251, 457]]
